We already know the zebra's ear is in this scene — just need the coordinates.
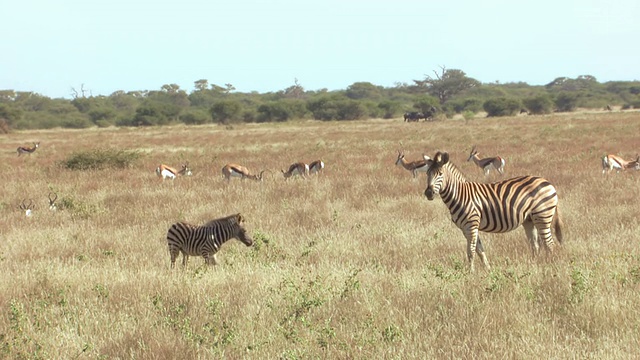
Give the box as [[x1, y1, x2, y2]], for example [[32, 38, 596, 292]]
[[237, 213, 245, 223], [435, 151, 449, 165]]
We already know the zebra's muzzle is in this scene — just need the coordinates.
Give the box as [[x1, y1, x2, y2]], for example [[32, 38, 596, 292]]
[[425, 187, 435, 200]]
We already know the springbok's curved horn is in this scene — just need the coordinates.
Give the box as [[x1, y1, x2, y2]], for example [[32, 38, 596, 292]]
[[49, 192, 58, 204]]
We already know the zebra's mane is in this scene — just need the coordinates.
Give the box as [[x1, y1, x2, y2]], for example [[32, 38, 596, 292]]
[[443, 161, 468, 183], [203, 213, 243, 227]]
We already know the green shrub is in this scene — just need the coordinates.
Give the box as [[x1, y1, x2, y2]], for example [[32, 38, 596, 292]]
[[483, 98, 522, 117], [523, 94, 554, 115], [554, 92, 579, 112], [60, 148, 142, 170]]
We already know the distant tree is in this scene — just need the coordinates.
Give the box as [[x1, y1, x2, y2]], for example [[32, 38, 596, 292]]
[[194, 79, 209, 92], [210, 100, 242, 124], [282, 78, 305, 99], [414, 66, 480, 104], [345, 82, 382, 100]]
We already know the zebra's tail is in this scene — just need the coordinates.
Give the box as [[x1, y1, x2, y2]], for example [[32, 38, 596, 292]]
[[553, 205, 564, 244]]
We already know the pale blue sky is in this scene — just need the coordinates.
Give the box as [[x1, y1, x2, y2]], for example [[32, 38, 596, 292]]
[[2, 0, 638, 99]]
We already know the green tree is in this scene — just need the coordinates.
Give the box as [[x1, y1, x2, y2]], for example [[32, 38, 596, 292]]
[[414, 66, 480, 104], [345, 82, 382, 100], [210, 100, 242, 124]]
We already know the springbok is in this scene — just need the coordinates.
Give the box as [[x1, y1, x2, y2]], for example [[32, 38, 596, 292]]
[[155, 163, 192, 180], [395, 150, 430, 178], [19, 199, 35, 217], [221, 163, 265, 181], [17, 142, 40, 156], [308, 160, 325, 175], [602, 154, 640, 174], [282, 162, 309, 179], [467, 145, 506, 176], [48, 192, 58, 211]]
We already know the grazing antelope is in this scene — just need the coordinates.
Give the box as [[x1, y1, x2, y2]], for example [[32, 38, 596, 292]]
[[395, 150, 430, 178], [308, 160, 325, 175], [601, 154, 640, 174], [18, 199, 35, 217], [424, 151, 563, 272], [282, 162, 309, 179], [221, 163, 265, 181], [17, 142, 40, 156], [467, 145, 506, 176], [48, 192, 58, 211], [155, 163, 192, 180]]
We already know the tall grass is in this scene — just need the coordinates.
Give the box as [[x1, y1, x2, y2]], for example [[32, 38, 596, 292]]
[[1, 112, 640, 359]]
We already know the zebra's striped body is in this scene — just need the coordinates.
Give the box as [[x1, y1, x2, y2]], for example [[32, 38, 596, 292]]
[[424, 151, 563, 272], [166, 213, 253, 268]]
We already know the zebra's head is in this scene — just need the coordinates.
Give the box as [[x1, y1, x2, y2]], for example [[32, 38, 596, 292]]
[[236, 225, 253, 247], [424, 151, 448, 201]]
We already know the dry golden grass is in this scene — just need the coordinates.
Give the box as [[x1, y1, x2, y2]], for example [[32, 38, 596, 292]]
[[2, 111, 640, 359]]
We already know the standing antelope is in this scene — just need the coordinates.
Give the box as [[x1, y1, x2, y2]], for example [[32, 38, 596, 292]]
[[282, 162, 309, 179], [395, 150, 430, 178], [424, 151, 563, 272], [17, 142, 40, 156], [221, 163, 265, 181], [155, 163, 192, 180], [308, 160, 325, 175], [467, 145, 505, 176], [48, 192, 58, 211], [19, 199, 35, 217], [601, 154, 640, 174]]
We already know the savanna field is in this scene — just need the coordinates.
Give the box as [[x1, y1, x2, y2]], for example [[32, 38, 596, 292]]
[[1, 111, 640, 359]]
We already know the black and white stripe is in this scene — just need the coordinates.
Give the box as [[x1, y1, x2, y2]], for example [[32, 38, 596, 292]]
[[424, 151, 563, 272], [166, 213, 253, 268]]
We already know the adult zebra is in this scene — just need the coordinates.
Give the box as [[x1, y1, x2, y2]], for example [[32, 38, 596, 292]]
[[166, 213, 253, 268], [423, 151, 563, 272]]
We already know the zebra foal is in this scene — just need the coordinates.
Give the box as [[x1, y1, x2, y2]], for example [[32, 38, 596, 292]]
[[166, 213, 253, 268], [423, 151, 563, 272]]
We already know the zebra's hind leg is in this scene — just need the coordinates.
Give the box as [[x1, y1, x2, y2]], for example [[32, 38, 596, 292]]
[[522, 218, 540, 257], [182, 252, 189, 268]]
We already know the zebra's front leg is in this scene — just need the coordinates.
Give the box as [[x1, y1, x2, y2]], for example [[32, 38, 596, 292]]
[[464, 228, 490, 272]]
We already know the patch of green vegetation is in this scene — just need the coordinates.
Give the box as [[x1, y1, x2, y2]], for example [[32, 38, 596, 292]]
[[59, 148, 142, 170]]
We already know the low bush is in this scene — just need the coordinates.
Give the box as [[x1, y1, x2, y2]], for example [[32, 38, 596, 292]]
[[60, 148, 142, 170]]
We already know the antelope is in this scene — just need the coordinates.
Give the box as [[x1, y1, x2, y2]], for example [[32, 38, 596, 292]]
[[17, 142, 40, 156], [395, 150, 430, 178], [602, 154, 640, 174], [19, 199, 35, 217], [282, 162, 309, 179], [467, 145, 505, 176], [155, 163, 192, 180], [48, 192, 58, 211], [221, 163, 265, 181], [308, 160, 325, 175]]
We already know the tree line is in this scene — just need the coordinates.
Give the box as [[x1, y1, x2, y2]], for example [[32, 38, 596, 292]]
[[1, 68, 639, 131]]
